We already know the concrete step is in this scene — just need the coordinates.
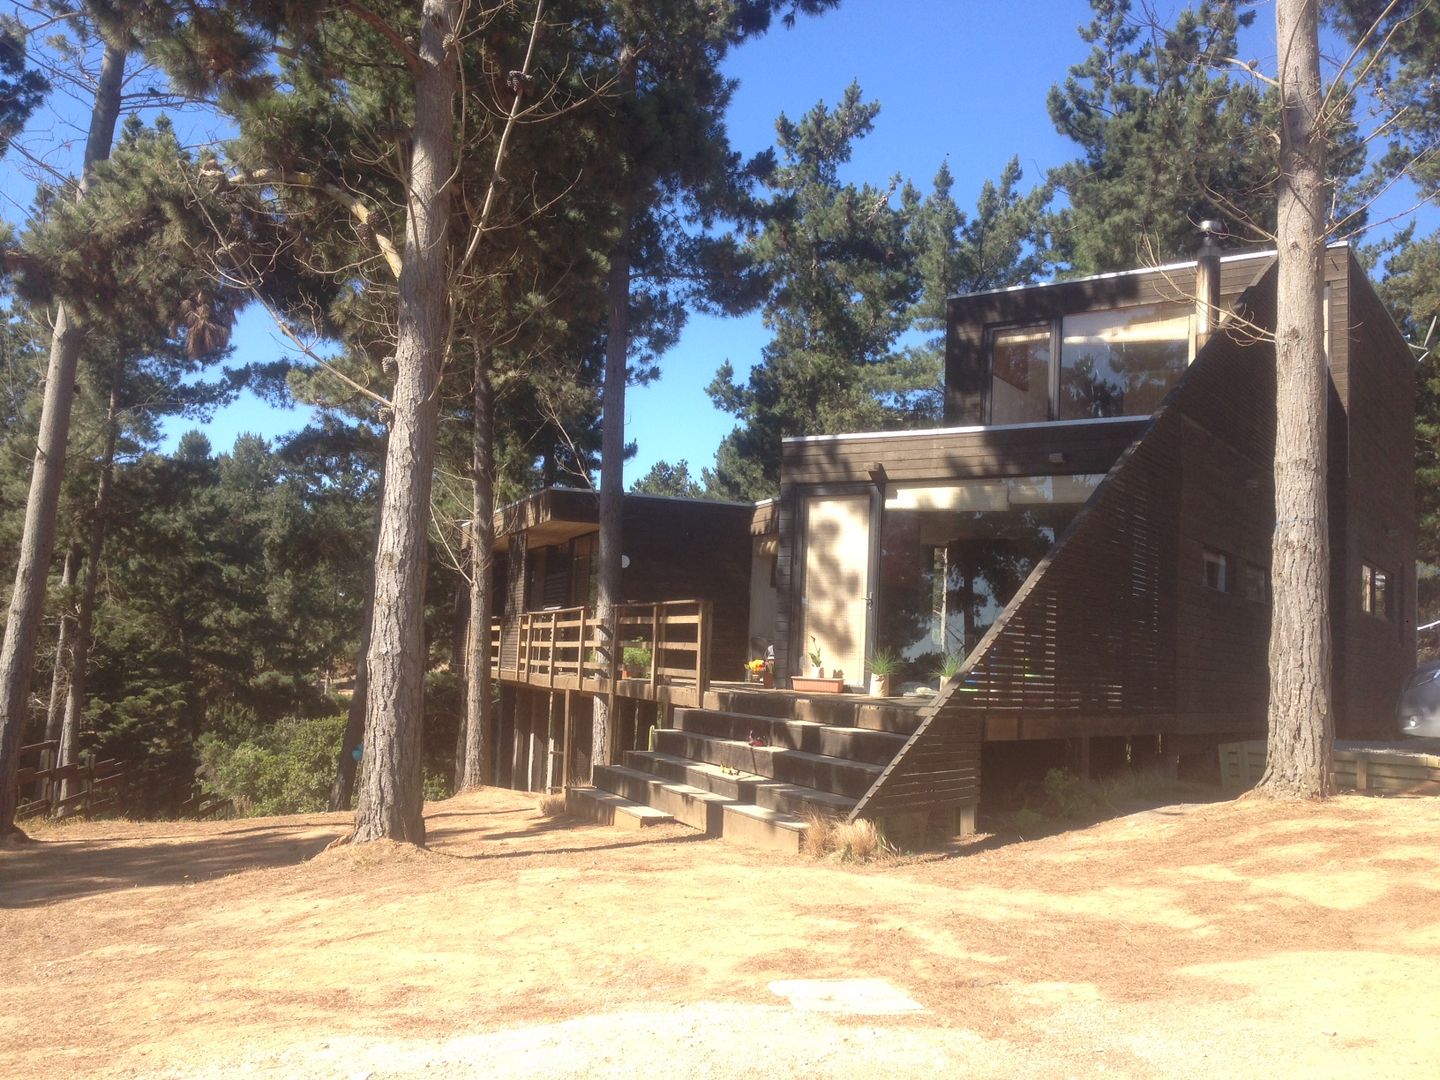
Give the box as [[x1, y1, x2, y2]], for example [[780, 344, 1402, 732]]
[[624, 750, 766, 802], [708, 688, 925, 736], [791, 697, 926, 736], [707, 689, 798, 719], [753, 780, 858, 820], [720, 803, 809, 853], [673, 709, 906, 765], [653, 729, 883, 800], [593, 764, 732, 835], [565, 786, 674, 830]]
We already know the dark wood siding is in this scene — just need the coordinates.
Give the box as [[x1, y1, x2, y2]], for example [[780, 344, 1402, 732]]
[[1338, 261, 1418, 736], [782, 419, 1145, 485], [498, 492, 756, 684], [944, 253, 1275, 425]]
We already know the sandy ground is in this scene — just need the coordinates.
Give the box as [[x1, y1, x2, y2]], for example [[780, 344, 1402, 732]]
[[3, 788, 1440, 1079]]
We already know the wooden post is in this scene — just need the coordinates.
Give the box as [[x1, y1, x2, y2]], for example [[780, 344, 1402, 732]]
[[650, 603, 661, 690], [696, 600, 713, 695], [512, 690, 528, 791], [606, 604, 619, 761], [548, 611, 557, 689], [561, 689, 573, 789], [577, 608, 589, 689], [1354, 753, 1368, 792]]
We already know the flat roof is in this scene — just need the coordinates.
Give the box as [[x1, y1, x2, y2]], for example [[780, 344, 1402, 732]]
[[946, 240, 1349, 303], [781, 414, 1148, 446]]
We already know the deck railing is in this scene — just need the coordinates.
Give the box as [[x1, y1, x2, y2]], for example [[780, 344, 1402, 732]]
[[491, 599, 713, 701]]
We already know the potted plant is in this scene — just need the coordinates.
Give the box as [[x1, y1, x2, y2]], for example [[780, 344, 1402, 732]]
[[792, 637, 845, 693], [933, 651, 964, 686], [745, 658, 773, 688], [866, 648, 899, 698], [622, 641, 651, 679]]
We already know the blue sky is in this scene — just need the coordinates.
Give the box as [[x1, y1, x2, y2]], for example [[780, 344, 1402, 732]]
[[4, 1, 1433, 483]]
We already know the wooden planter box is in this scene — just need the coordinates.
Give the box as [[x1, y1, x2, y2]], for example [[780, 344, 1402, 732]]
[[791, 676, 845, 694]]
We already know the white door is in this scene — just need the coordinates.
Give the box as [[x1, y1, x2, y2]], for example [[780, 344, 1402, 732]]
[[801, 494, 872, 689]]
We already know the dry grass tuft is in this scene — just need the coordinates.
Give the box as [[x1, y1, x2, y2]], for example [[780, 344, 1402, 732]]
[[536, 792, 569, 818], [801, 811, 891, 863]]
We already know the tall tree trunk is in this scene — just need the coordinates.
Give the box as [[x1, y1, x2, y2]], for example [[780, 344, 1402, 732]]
[[56, 363, 122, 810], [1260, 0, 1333, 798], [37, 548, 79, 802], [0, 41, 126, 838], [592, 44, 638, 779], [461, 356, 495, 789], [329, 589, 374, 811], [450, 572, 467, 784], [593, 203, 633, 775], [351, 0, 459, 845]]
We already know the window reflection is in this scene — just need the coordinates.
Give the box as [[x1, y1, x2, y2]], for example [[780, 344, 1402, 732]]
[[1058, 305, 1191, 419], [989, 324, 1051, 424], [986, 304, 1194, 423], [877, 476, 1101, 682]]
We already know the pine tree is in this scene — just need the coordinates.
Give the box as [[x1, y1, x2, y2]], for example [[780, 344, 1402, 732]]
[[0, 22, 125, 838], [0, 16, 47, 160], [1046, 0, 1362, 272], [1258, 0, 1333, 799], [706, 83, 921, 501]]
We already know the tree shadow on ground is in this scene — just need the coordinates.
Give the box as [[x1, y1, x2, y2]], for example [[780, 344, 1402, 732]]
[[1, 820, 345, 909]]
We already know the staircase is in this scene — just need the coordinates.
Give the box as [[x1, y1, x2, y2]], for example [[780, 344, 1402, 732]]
[[566, 690, 923, 852]]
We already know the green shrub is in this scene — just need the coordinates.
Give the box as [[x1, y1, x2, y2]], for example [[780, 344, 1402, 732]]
[[197, 713, 346, 816]]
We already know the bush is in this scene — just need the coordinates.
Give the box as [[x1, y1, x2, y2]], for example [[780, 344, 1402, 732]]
[[197, 713, 346, 816]]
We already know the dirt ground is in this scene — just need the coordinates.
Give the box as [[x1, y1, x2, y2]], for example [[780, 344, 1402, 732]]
[[3, 789, 1440, 1079]]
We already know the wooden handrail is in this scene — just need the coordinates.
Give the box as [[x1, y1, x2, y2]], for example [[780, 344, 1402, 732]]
[[489, 599, 713, 698]]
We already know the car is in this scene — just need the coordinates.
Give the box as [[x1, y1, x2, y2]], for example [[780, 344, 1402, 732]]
[[1395, 659, 1440, 738]]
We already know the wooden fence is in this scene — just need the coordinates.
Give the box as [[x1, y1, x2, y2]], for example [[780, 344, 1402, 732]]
[[13, 740, 231, 821], [491, 599, 713, 705], [1221, 739, 1440, 796]]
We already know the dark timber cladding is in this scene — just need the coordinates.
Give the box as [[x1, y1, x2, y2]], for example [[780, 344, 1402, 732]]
[[850, 250, 1418, 820], [775, 420, 1144, 682], [943, 251, 1280, 425], [494, 489, 756, 682]]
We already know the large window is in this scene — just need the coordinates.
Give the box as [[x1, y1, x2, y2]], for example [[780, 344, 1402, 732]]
[[988, 303, 1193, 423], [1058, 304, 1192, 419], [876, 475, 1102, 675], [988, 324, 1052, 425]]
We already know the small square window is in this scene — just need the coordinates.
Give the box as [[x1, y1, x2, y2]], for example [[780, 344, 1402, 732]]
[[1241, 562, 1269, 604], [1203, 548, 1230, 593]]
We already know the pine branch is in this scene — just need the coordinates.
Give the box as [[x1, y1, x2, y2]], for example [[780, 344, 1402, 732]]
[[338, 0, 426, 77], [198, 163, 403, 280]]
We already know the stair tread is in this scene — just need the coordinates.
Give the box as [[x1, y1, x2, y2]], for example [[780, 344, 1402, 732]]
[[663, 730, 885, 773], [596, 764, 734, 804], [757, 780, 858, 810], [723, 803, 808, 831], [634, 751, 769, 784], [568, 786, 674, 822], [678, 709, 908, 740]]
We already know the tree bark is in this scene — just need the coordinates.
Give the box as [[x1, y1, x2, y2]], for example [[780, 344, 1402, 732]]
[[0, 40, 126, 838], [592, 44, 638, 779], [461, 355, 495, 789], [593, 205, 633, 775], [1259, 0, 1333, 799], [350, 0, 459, 845], [37, 548, 79, 802], [56, 363, 121, 810], [329, 588, 374, 811]]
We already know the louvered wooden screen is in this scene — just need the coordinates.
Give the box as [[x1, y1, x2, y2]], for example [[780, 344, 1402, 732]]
[[850, 269, 1281, 822]]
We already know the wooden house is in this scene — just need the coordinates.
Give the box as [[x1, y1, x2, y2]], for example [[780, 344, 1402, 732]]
[[494, 242, 1417, 850], [773, 243, 1416, 772]]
